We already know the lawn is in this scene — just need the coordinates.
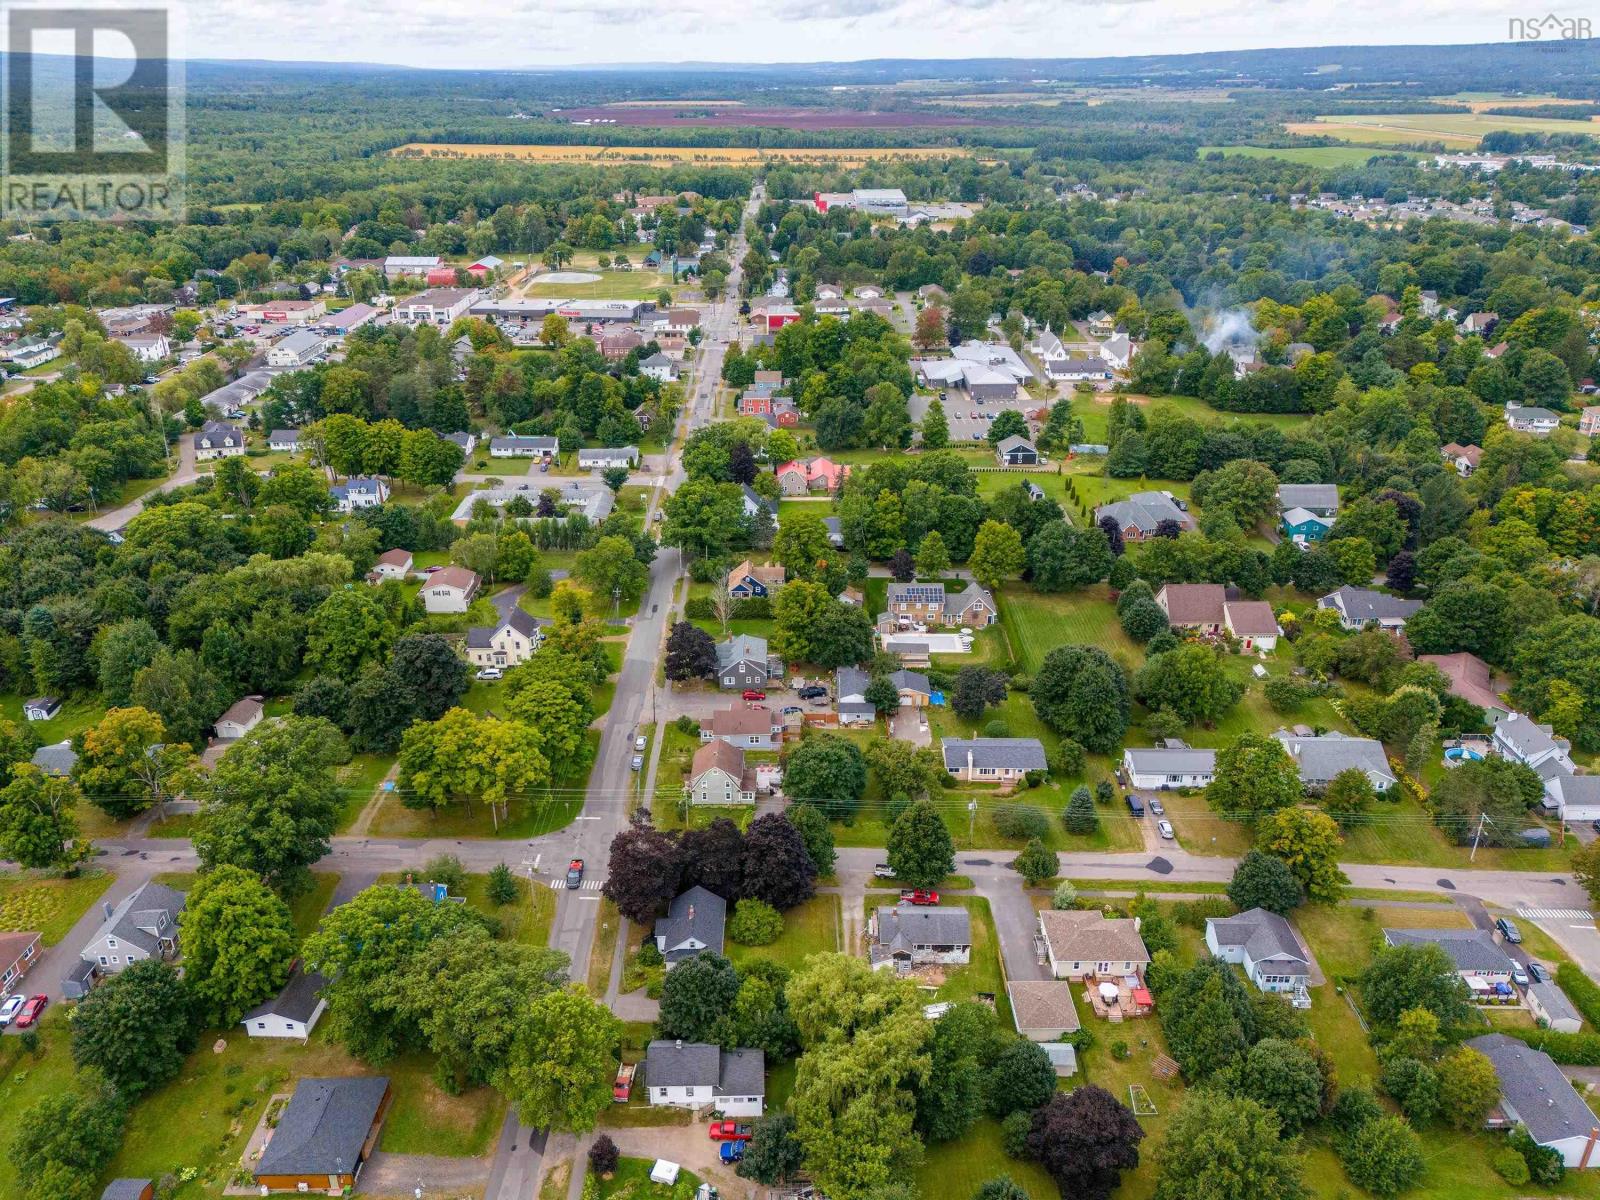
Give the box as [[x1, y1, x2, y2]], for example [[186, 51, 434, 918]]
[[156, 870, 338, 944], [595, 1156, 702, 1200], [728, 893, 839, 971], [365, 788, 584, 840], [0, 869, 114, 944], [332, 751, 394, 832], [0, 692, 107, 743], [1001, 583, 1139, 674], [1075, 1019, 1189, 1200], [915, 1117, 1059, 1200]]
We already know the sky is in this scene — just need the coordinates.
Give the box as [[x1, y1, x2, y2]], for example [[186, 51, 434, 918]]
[[164, 0, 1572, 70]]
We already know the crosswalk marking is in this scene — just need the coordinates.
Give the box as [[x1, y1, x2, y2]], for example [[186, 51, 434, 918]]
[[1516, 907, 1594, 921], [548, 878, 607, 891]]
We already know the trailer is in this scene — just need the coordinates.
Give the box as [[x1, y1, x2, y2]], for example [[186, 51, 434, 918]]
[[613, 1062, 637, 1102]]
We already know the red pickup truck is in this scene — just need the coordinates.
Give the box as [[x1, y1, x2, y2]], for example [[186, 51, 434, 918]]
[[613, 1062, 636, 1102], [901, 889, 940, 906]]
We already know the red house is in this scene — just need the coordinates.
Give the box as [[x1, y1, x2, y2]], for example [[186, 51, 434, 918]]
[[762, 305, 800, 332], [738, 391, 774, 417], [425, 266, 460, 286]]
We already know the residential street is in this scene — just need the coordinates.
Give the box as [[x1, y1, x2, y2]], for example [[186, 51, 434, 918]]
[[86, 433, 199, 532]]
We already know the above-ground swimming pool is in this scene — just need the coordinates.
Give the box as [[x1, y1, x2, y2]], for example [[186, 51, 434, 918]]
[[1445, 746, 1485, 762]]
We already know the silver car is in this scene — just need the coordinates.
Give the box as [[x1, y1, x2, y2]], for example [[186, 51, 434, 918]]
[[1157, 820, 1175, 840]]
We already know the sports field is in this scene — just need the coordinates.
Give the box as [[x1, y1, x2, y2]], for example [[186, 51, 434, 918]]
[[393, 143, 976, 166], [1287, 110, 1600, 149]]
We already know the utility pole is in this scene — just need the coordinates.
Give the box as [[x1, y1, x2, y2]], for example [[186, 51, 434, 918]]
[[1469, 811, 1490, 862], [968, 799, 978, 844]]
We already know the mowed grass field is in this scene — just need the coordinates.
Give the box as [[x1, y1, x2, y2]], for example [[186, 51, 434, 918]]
[[392, 143, 979, 166], [1199, 144, 1421, 168], [1288, 111, 1600, 148]]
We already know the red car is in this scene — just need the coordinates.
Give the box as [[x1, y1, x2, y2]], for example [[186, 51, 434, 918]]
[[14, 994, 47, 1028], [741, 689, 766, 701], [708, 1122, 754, 1141], [901, 889, 940, 906]]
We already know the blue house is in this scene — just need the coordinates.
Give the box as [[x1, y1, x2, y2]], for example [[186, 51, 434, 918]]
[[1281, 506, 1333, 543]]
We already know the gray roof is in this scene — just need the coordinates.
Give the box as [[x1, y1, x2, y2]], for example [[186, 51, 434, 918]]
[[1275, 730, 1396, 787], [874, 905, 971, 953], [1319, 585, 1423, 624], [243, 965, 328, 1025], [1497, 713, 1568, 762], [741, 485, 777, 516], [996, 435, 1036, 455], [101, 1183, 154, 1200], [836, 666, 869, 699], [1510, 406, 1561, 423], [653, 886, 726, 961], [491, 434, 559, 452], [1529, 979, 1582, 1027], [274, 329, 324, 356], [30, 739, 77, 777], [1124, 746, 1216, 776], [941, 737, 1047, 772], [1467, 1033, 1598, 1146], [1383, 928, 1513, 973], [947, 582, 996, 616], [577, 446, 638, 465], [268, 428, 300, 445], [1095, 490, 1189, 534], [645, 1040, 765, 1098], [716, 634, 767, 670], [1207, 907, 1309, 970], [468, 606, 541, 649], [1277, 484, 1339, 511], [838, 701, 876, 716], [86, 880, 185, 958], [890, 669, 930, 695], [254, 1076, 389, 1177]]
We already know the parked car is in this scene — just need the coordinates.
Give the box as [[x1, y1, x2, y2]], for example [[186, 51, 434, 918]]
[[634, 735, 647, 752], [781, 706, 802, 715], [475, 667, 503, 681], [613, 1062, 636, 1103], [1157, 819, 1175, 840], [1511, 962, 1530, 986], [796, 686, 827, 700], [1148, 797, 1165, 816], [901, 889, 940, 906], [566, 859, 585, 888], [1528, 962, 1549, 983], [741, 689, 766, 701], [1496, 917, 1523, 944], [631, 755, 644, 771], [14, 995, 46, 1028], [709, 1122, 754, 1141], [873, 864, 895, 879], [719, 1143, 745, 1165], [1125, 794, 1145, 818], [0, 994, 24, 1026]]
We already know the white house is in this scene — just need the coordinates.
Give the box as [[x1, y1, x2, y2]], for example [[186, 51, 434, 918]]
[[1099, 332, 1135, 370], [7, 341, 60, 369], [1467, 1035, 1600, 1168], [654, 887, 726, 964], [868, 905, 972, 972], [267, 429, 301, 453], [1382, 928, 1514, 982], [1037, 910, 1150, 981], [1122, 745, 1216, 789], [465, 607, 543, 669], [193, 420, 245, 461], [640, 352, 678, 382], [368, 549, 413, 582], [241, 965, 327, 1040], [117, 333, 172, 363], [1494, 711, 1575, 776], [266, 329, 325, 368], [215, 695, 264, 740], [577, 446, 639, 470], [489, 435, 558, 460], [329, 476, 389, 512], [418, 567, 480, 614], [644, 1040, 765, 1117], [1205, 908, 1311, 994]]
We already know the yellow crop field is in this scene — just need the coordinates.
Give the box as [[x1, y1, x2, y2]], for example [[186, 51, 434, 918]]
[[1288, 111, 1600, 149], [391, 142, 975, 166]]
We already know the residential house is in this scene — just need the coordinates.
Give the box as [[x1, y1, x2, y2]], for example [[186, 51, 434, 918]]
[[193, 420, 245, 461], [1007, 980, 1081, 1043], [252, 1076, 392, 1194], [1317, 585, 1423, 631], [69, 881, 186, 997], [1087, 310, 1115, 337], [30, 739, 77, 777], [1100, 332, 1135, 370], [577, 446, 639, 470], [215, 695, 264, 740], [1277, 484, 1340, 518], [1122, 745, 1216, 789], [1275, 729, 1396, 793], [1225, 600, 1280, 650], [116, 333, 172, 363], [658, 308, 701, 336], [643, 1041, 765, 1117], [1507, 405, 1562, 435], [22, 696, 60, 721], [7, 341, 60, 369], [891, 668, 932, 708], [775, 457, 848, 496], [726, 559, 785, 599], [1094, 491, 1195, 541], [1205, 908, 1311, 994], [1494, 711, 1575, 776], [814, 284, 843, 301], [1047, 356, 1113, 383], [835, 666, 875, 727], [1441, 442, 1483, 476], [1030, 328, 1068, 363], [941, 737, 1047, 783], [946, 582, 999, 628], [715, 634, 770, 690], [0, 930, 41, 993], [917, 284, 947, 303], [1155, 583, 1228, 634], [995, 435, 1039, 466], [417, 566, 480, 614], [242, 964, 328, 1040], [393, 288, 477, 326], [1467, 1034, 1600, 1168], [600, 329, 643, 360], [268, 429, 301, 453], [1581, 406, 1600, 436], [700, 704, 783, 750], [688, 740, 756, 805], [1527, 980, 1583, 1033], [384, 254, 442, 278], [489, 434, 558, 460], [1383, 928, 1514, 981], [887, 582, 946, 626], [1037, 909, 1151, 981], [329, 476, 389, 513], [868, 904, 972, 971], [367, 549, 413, 582], [444, 431, 478, 456], [639, 352, 678, 382], [465, 608, 543, 670], [1281, 506, 1334, 543], [1462, 311, 1499, 335], [654, 887, 727, 964], [738, 486, 778, 528], [853, 285, 884, 300], [266, 329, 325, 367], [1418, 652, 1510, 722]]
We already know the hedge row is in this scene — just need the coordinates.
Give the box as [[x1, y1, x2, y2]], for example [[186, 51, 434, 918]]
[[1502, 1027, 1600, 1066], [682, 596, 772, 620], [1556, 963, 1600, 1028]]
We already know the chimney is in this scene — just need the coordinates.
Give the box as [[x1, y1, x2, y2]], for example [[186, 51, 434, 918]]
[[687, 905, 695, 921]]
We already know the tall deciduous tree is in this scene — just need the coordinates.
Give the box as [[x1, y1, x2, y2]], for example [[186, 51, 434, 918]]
[[501, 986, 622, 1133], [664, 621, 718, 681], [0, 763, 81, 869], [1257, 807, 1347, 903], [179, 864, 297, 1026], [602, 821, 683, 923], [1207, 733, 1303, 824], [887, 800, 955, 888], [968, 520, 1025, 592], [1026, 1086, 1145, 1200], [740, 813, 818, 910], [389, 634, 470, 721], [659, 952, 742, 1043], [70, 960, 194, 1097], [1226, 850, 1304, 914], [1153, 1093, 1306, 1200], [1032, 645, 1129, 753]]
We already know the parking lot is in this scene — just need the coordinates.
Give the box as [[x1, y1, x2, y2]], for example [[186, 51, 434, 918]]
[[909, 388, 1043, 445]]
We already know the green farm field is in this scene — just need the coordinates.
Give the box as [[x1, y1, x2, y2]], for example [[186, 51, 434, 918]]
[[1289, 111, 1600, 148]]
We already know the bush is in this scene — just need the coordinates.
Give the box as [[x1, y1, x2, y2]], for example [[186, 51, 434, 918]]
[[999, 1109, 1032, 1158], [1264, 677, 1312, 714], [1110, 1040, 1130, 1061], [422, 854, 467, 894], [727, 898, 784, 946], [1492, 1147, 1530, 1186], [1051, 881, 1078, 910], [674, 714, 699, 736], [1050, 740, 1085, 777], [1502, 1027, 1600, 1066], [1511, 1124, 1566, 1185], [1380, 1056, 1439, 1124], [636, 941, 664, 967], [1557, 962, 1600, 1027], [983, 720, 1011, 739], [589, 1133, 620, 1176], [1328, 1085, 1382, 1138], [1169, 897, 1235, 930], [994, 803, 1049, 841]]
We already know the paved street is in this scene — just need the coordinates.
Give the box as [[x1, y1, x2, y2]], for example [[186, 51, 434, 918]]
[[86, 434, 199, 532]]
